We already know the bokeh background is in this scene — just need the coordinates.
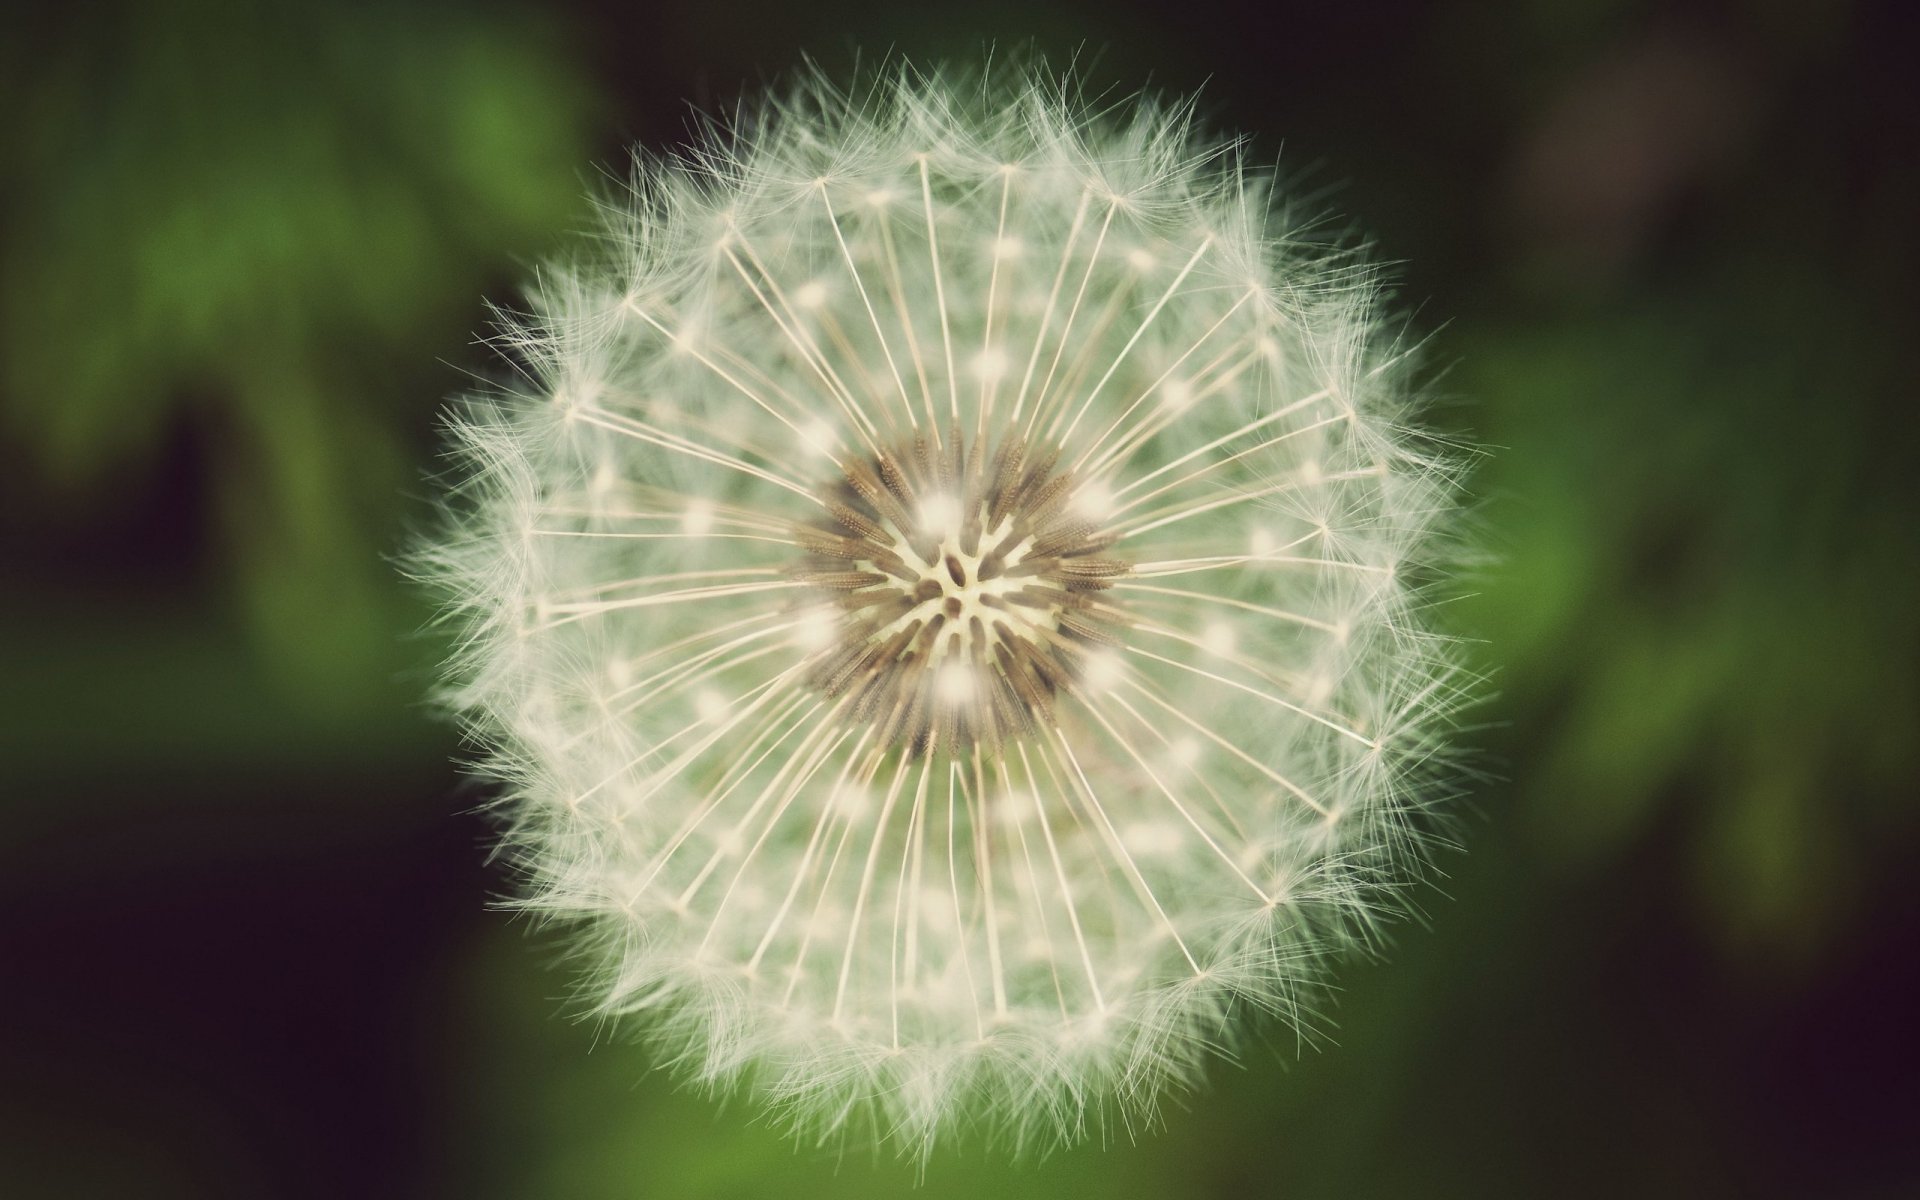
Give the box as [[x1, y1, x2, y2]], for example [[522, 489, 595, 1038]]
[[3, 0, 1915, 1196]]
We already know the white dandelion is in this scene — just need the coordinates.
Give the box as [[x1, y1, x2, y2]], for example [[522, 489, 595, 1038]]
[[425, 65, 1467, 1158]]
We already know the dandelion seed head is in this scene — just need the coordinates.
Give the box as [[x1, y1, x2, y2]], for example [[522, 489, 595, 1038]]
[[424, 62, 1468, 1159]]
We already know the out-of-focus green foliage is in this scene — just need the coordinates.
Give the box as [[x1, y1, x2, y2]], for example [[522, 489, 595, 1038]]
[[1, 0, 596, 702], [1463, 261, 1919, 947]]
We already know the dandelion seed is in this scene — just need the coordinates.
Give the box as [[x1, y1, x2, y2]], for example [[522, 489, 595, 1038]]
[[421, 63, 1468, 1159]]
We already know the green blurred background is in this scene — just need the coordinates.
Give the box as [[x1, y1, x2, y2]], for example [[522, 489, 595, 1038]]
[[3, 1, 1914, 1196]]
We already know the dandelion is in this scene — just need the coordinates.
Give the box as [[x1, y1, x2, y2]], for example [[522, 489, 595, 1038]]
[[424, 65, 1466, 1157]]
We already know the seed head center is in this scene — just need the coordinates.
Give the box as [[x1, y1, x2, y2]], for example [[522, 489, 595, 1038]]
[[790, 429, 1131, 755]]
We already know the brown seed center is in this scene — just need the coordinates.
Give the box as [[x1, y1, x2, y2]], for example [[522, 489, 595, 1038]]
[[788, 428, 1131, 755]]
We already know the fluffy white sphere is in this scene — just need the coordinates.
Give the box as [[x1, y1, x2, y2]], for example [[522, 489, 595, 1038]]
[[425, 66, 1466, 1158]]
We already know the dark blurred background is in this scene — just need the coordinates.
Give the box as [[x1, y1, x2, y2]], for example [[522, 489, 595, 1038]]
[[2, 1, 1915, 1196]]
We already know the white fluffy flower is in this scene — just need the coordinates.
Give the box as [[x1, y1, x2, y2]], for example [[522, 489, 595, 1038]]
[[426, 66, 1465, 1157]]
